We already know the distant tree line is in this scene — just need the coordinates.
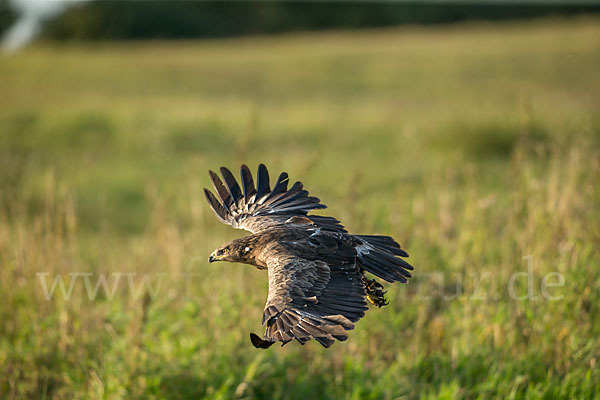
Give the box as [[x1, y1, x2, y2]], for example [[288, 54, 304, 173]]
[[6, 1, 600, 41], [0, 0, 16, 36]]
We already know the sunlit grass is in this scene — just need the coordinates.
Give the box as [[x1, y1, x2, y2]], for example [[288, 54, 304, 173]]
[[0, 17, 599, 399]]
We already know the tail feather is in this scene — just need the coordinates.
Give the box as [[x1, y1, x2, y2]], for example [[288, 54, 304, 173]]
[[354, 235, 413, 283], [355, 234, 409, 258]]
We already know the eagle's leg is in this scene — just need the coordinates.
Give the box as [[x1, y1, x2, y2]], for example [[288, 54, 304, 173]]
[[362, 275, 388, 307]]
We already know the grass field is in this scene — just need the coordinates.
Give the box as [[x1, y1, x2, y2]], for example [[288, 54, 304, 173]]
[[1, 16, 599, 399]]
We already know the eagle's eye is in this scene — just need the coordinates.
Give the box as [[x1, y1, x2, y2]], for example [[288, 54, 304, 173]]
[[219, 248, 229, 256]]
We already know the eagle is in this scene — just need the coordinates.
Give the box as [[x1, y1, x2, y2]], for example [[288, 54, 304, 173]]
[[204, 164, 413, 348]]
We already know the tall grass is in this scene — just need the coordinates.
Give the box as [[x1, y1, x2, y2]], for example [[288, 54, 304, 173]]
[[0, 17, 599, 399]]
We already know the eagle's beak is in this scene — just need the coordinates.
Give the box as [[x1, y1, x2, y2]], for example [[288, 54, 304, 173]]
[[208, 250, 223, 262]]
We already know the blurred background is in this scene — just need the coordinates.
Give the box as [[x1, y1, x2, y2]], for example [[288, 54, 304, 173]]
[[1, 1, 599, 399]]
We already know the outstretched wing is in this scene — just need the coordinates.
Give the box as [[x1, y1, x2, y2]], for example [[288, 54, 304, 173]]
[[204, 164, 345, 233], [253, 253, 369, 349]]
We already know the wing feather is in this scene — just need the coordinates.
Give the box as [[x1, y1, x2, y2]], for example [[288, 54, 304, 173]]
[[208, 170, 234, 209], [219, 167, 243, 205], [269, 172, 290, 197], [204, 164, 343, 233], [203, 189, 228, 223], [256, 255, 368, 349], [255, 163, 271, 199], [240, 164, 256, 203]]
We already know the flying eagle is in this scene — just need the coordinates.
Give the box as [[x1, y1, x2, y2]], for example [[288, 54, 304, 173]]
[[205, 164, 413, 348]]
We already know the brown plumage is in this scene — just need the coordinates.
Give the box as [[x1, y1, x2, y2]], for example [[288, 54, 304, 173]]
[[205, 164, 414, 348]]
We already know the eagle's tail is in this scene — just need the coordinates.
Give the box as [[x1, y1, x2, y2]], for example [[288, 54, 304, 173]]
[[354, 235, 413, 283]]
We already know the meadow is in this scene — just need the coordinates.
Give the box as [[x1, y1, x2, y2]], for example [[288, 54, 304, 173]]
[[0, 16, 599, 399]]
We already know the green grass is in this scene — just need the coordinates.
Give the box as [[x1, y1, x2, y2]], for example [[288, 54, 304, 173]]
[[1, 17, 600, 399]]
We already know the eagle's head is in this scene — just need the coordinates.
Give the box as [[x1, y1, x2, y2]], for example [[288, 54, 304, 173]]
[[208, 237, 259, 266]]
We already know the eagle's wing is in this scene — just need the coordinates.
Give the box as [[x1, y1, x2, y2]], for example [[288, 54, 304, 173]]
[[204, 164, 345, 234], [253, 252, 369, 349]]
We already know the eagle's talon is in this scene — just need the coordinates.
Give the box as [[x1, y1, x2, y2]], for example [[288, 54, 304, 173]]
[[364, 277, 389, 307], [367, 293, 389, 308]]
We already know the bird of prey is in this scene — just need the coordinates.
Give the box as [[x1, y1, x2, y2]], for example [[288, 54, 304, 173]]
[[205, 164, 413, 348]]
